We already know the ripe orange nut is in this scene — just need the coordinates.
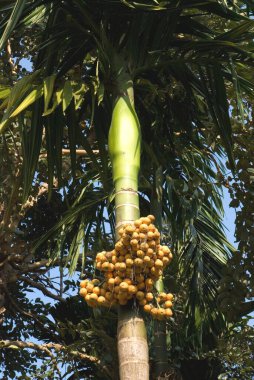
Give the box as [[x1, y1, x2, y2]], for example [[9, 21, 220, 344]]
[[105, 251, 113, 260], [126, 258, 134, 267], [164, 300, 173, 308], [128, 285, 138, 294], [162, 245, 170, 255], [86, 283, 94, 292], [96, 252, 106, 262], [150, 308, 158, 317], [111, 256, 117, 264], [145, 278, 154, 286], [142, 217, 151, 224], [148, 240, 156, 249], [153, 230, 160, 239], [114, 262, 121, 271], [132, 231, 139, 239], [93, 286, 101, 295], [143, 256, 151, 264], [144, 304, 152, 313], [108, 263, 115, 271], [146, 292, 154, 302], [90, 293, 98, 302], [79, 288, 87, 297], [137, 250, 145, 259], [166, 293, 174, 301], [80, 280, 88, 288], [119, 262, 127, 271], [148, 224, 156, 232], [107, 278, 115, 287], [147, 214, 155, 222], [147, 248, 154, 257], [139, 232, 146, 240], [101, 262, 110, 271], [134, 258, 143, 267], [140, 242, 149, 251], [130, 238, 139, 246], [157, 308, 165, 319], [162, 257, 170, 266], [157, 250, 164, 259], [118, 227, 124, 236], [119, 282, 129, 291], [165, 308, 173, 318], [134, 219, 142, 227], [123, 278, 132, 285], [139, 224, 149, 233], [155, 259, 163, 269], [97, 296, 106, 305], [125, 225, 135, 234], [159, 292, 167, 302]]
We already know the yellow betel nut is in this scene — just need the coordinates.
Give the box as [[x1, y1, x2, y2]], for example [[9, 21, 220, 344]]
[[157, 308, 165, 319], [155, 259, 163, 269], [143, 304, 152, 313], [166, 293, 174, 301], [164, 300, 173, 308], [147, 214, 155, 222], [80, 279, 88, 288], [90, 293, 98, 302], [150, 308, 158, 317], [79, 288, 87, 297], [125, 225, 135, 234], [139, 224, 149, 233], [119, 282, 129, 291], [80, 215, 174, 314], [92, 287, 101, 295], [134, 258, 143, 267], [97, 296, 106, 305], [146, 292, 153, 301], [128, 285, 138, 294], [165, 308, 173, 317], [86, 283, 94, 292]]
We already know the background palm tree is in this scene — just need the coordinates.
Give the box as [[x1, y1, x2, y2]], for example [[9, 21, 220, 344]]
[[1, 0, 254, 378]]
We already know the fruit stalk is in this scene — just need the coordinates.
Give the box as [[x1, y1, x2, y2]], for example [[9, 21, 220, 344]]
[[108, 72, 149, 380]]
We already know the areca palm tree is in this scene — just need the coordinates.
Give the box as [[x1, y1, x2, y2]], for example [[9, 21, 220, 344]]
[[1, 0, 254, 378]]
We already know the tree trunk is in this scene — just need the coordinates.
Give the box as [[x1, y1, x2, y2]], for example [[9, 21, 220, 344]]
[[108, 72, 149, 380], [152, 167, 169, 378]]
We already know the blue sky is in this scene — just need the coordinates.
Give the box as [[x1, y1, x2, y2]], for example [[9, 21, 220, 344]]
[[222, 188, 236, 246]]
